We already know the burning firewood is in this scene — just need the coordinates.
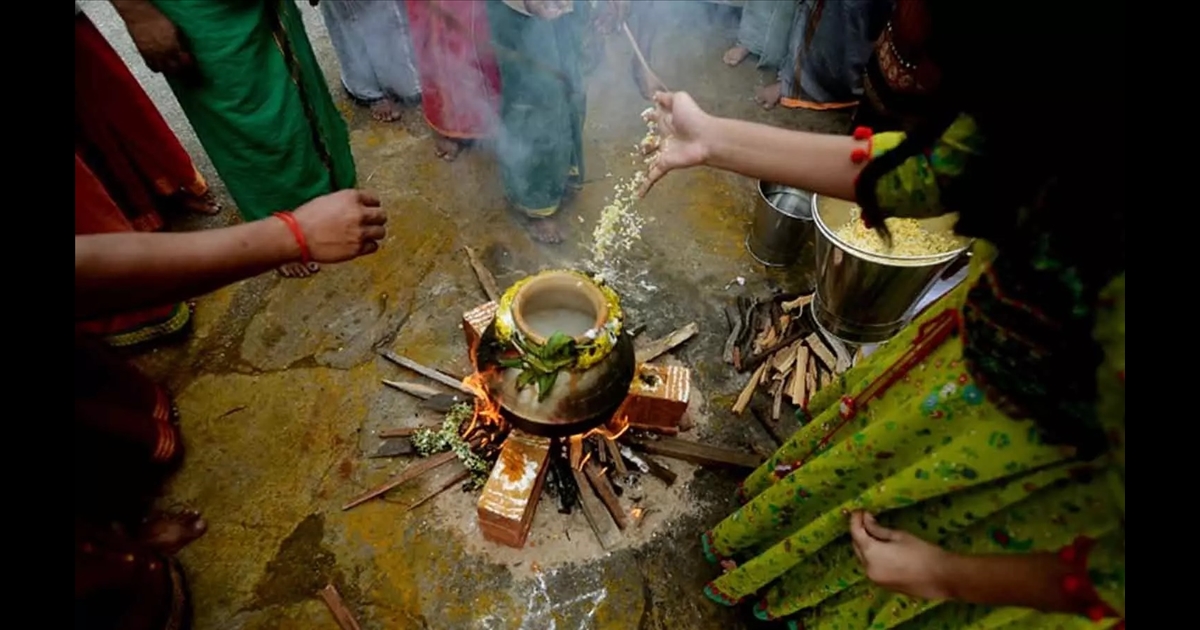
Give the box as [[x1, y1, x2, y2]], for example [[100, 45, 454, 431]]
[[571, 467, 622, 550], [583, 461, 628, 530]]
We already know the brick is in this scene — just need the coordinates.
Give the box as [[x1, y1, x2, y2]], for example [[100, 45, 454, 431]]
[[462, 301, 498, 351], [618, 364, 691, 433], [476, 430, 551, 549]]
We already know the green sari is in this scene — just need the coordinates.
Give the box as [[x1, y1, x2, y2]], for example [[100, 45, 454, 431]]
[[151, 0, 356, 221], [485, 1, 588, 217]]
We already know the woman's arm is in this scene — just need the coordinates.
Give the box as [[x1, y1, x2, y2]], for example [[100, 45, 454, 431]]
[[640, 92, 868, 198], [934, 552, 1076, 611], [75, 219, 297, 320], [703, 116, 866, 201], [75, 189, 386, 320]]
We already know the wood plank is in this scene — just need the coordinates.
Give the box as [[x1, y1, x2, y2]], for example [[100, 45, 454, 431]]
[[627, 436, 764, 470], [318, 584, 362, 630], [571, 467, 622, 550], [584, 461, 629, 530], [379, 350, 473, 396], [463, 246, 501, 302], [636, 321, 699, 364], [341, 451, 458, 511], [804, 333, 837, 371]]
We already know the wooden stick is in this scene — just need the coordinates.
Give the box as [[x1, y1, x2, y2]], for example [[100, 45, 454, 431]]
[[341, 451, 457, 511], [380, 380, 441, 400], [789, 345, 809, 406], [627, 436, 764, 470], [604, 438, 628, 476], [569, 435, 584, 470], [584, 461, 629, 530], [741, 330, 807, 373], [405, 466, 469, 512], [572, 467, 622, 550], [463, 246, 501, 302], [722, 304, 743, 365], [618, 445, 678, 485], [621, 22, 668, 91], [378, 350, 473, 396], [781, 294, 813, 313], [318, 584, 362, 630], [635, 322, 699, 364], [771, 375, 786, 421], [732, 362, 768, 415], [378, 425, 439, 439], [805, 355, 818, 402]]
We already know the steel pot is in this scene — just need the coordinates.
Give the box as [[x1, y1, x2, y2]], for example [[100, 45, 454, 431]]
[[811, 195, 971, 345], [746, 181, 816, 272], [475, 271, 635, 437]]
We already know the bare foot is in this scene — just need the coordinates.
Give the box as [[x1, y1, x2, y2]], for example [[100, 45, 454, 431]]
[[139, 509, 208, 555], [433, 135, 463, 161], [369, 99, 403, 122], [176, 190, 221, 215], [278, 262, 320, 278], [755, 82, 782, 110], [524, 215, 564, 244], [723, 45, 750, 66]]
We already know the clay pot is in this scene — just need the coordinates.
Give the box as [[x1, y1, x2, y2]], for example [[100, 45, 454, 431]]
[[475, 271, 635, 437]]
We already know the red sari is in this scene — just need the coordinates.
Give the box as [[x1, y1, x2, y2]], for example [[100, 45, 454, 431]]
[[75, 12, 199, 346], [405, 0, 502, 139]]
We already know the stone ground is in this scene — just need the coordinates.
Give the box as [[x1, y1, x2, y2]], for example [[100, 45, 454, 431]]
[[83, 2, 852, 628]]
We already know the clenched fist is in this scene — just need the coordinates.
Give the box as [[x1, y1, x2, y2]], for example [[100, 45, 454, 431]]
[[292, 189, 387, 262]]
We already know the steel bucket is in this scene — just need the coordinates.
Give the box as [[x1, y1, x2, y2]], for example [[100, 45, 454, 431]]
[[746, 181, 816, 270], [812, 195, 971, 345]]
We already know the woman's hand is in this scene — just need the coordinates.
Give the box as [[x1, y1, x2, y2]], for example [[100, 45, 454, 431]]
[[523, 0, 572, 20], [849, 511, 954, 601], [639, 91, 715, 196], [293, 190, 387, 262], [115, 1, 195, 77]]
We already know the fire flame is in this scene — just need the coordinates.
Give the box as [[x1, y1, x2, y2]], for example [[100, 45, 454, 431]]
[[460, 370, 505, 439], [585, 414, 631, 442]]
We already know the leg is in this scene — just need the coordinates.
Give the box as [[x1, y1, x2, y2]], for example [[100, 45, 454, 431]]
[[755, 82, 783, 109], [369, 99, 405, 122], [723, 45, 751, 66], [433, 133, 464, 161]]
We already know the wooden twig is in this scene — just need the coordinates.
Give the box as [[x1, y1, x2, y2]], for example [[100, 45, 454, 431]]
[[635, 322, 699, 364], [722, 305, 743, 364], [380, 380, 442, 400], [627, 436, 764, 470], [463, 246, 501, 302], [341, 451, 457, 511], [584, 461, 629, 530], [781, 294, 814, 313], [318, 584, 362, 630], [379, 350, 473, 396]]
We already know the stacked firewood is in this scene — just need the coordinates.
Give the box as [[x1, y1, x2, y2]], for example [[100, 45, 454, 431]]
[[724, 293, 854, 422]]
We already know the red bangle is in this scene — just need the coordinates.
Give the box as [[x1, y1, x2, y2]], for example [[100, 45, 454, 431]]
[[1057, 536, 1122, 624], [273, 212, 311, 265]]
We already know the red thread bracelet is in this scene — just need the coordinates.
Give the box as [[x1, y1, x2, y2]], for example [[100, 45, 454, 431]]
[[1057, 536, 1122, 625], [273, 212, 311, 265], [850, 126, 874, 165]]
